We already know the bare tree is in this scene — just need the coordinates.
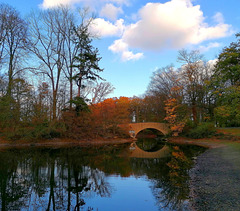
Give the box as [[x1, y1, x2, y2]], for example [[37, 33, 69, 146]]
[[147, 65, 181, 97], [0, 4, 7, 65], [0, 3, 28, 96], [178, 49, 211, 123], [28, 8, 69, 120], [90, 82, 115, 103]]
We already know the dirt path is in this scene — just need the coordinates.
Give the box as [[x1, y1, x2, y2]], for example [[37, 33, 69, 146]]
[[188, 143, 240, 210], [169, 137, 240, 210]]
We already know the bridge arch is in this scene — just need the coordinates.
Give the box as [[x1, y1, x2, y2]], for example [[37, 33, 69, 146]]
[[128, 122, 169, 138]]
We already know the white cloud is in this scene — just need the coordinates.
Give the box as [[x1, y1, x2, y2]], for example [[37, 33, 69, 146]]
[[40, 0, 81, 8], [39, 0, 129, 9], [107, 0, 232, 61], [89, 18, 125, 37], [101, 0, 129, 6], [121, 51, 144, 61], [109, 39, 143, 61], [199, 42, 221, 52], [108, 39, 128, 53], [100, 3, 123, 21], [213, 12, 224, 24], [122, 0, 232, 51], [40, 0, 232, 62]]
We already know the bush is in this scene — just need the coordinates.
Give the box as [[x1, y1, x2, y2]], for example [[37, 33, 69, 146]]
[[182, 120, 196, 134], [3, 121, 65, 141], [186, 122, 216, 139]]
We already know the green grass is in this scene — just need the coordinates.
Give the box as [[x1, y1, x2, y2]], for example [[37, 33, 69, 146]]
[[225, 142, 240, 149], [217, 127, 240, 136]]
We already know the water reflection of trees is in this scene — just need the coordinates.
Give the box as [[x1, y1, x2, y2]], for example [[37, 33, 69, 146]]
[[0, 147, 115, 210], [151, 145, 193, 210], [129, 144, 204, 210], [0, 144, 204, 210]]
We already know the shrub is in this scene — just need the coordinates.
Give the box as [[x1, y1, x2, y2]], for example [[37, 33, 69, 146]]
[[3, 121, 65, 141], [182, 120, 196, 134], [186, 122, 216, 139]]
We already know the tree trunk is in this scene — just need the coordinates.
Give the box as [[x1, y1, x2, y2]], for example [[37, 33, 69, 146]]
[[52, 90, 57, 120], [70, 79, 73, 109], [77, 78, 82, 98], [7, 54, 14, 96], [192, 103, 197, 124]]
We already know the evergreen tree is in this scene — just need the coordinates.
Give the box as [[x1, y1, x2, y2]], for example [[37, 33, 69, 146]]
[[71, 25, 103, 98]]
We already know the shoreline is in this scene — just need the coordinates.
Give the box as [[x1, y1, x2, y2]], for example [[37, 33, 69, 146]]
[[168, 136, 228, 148], [0, 137, 134, 149], [0, 135, 230, 149], [188, 144, 240, 210], [168, 136, 240, 210]]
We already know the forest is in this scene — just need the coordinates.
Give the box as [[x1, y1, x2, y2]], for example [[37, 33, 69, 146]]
[[0, 3, 240, 141]]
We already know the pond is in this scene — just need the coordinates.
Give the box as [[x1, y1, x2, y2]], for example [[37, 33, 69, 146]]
[[0, 139, 205, 211]]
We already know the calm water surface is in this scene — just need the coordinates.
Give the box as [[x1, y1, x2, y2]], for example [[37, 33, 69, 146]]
[[0, 139, 205, 211]]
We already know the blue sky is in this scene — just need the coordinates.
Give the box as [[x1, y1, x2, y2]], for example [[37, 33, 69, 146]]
[[2, 0, 239, 98]]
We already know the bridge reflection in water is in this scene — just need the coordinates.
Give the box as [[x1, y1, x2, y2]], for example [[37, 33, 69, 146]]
[[128, 141, 170, 159]]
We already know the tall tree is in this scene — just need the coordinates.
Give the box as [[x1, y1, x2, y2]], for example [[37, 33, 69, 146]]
[[146, 65, 182, 122], [178, 49, 211, 123], [212, 33, 240, 126], [147, 65, 180, 97], [213, 33, 240, 87], [71, 19, 103, 98], [0, 3, 28, 96], [62, 8, 96, 109], [61, 7, 78, 109], [28, 7, 68, 120]]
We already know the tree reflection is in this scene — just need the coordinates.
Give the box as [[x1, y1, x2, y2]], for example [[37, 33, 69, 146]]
[[149, 145, 204, 210], [129, 143, 204, 210], [154, 145, 192, 210], [46, 159, 56, 211], [0, 144, 204, 210], [0, 147, 114, 210], [0, 150, 31, 210]]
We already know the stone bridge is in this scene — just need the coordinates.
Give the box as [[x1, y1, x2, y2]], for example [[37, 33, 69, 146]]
[[128, 122, 169, 138]]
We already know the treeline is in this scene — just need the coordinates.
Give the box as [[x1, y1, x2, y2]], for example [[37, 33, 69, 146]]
[[0, 4, 118, 140], [0, 3, 239, 140], [119, 33, 240, 137], [144, 34, 240, 136]]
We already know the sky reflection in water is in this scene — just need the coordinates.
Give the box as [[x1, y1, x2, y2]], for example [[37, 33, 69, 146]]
[[0, 140, 205, 211]]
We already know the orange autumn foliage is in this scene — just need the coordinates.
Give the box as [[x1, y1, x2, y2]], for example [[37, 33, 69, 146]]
[[164, 86, 187, 136], [90, 97, 131, 136]]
